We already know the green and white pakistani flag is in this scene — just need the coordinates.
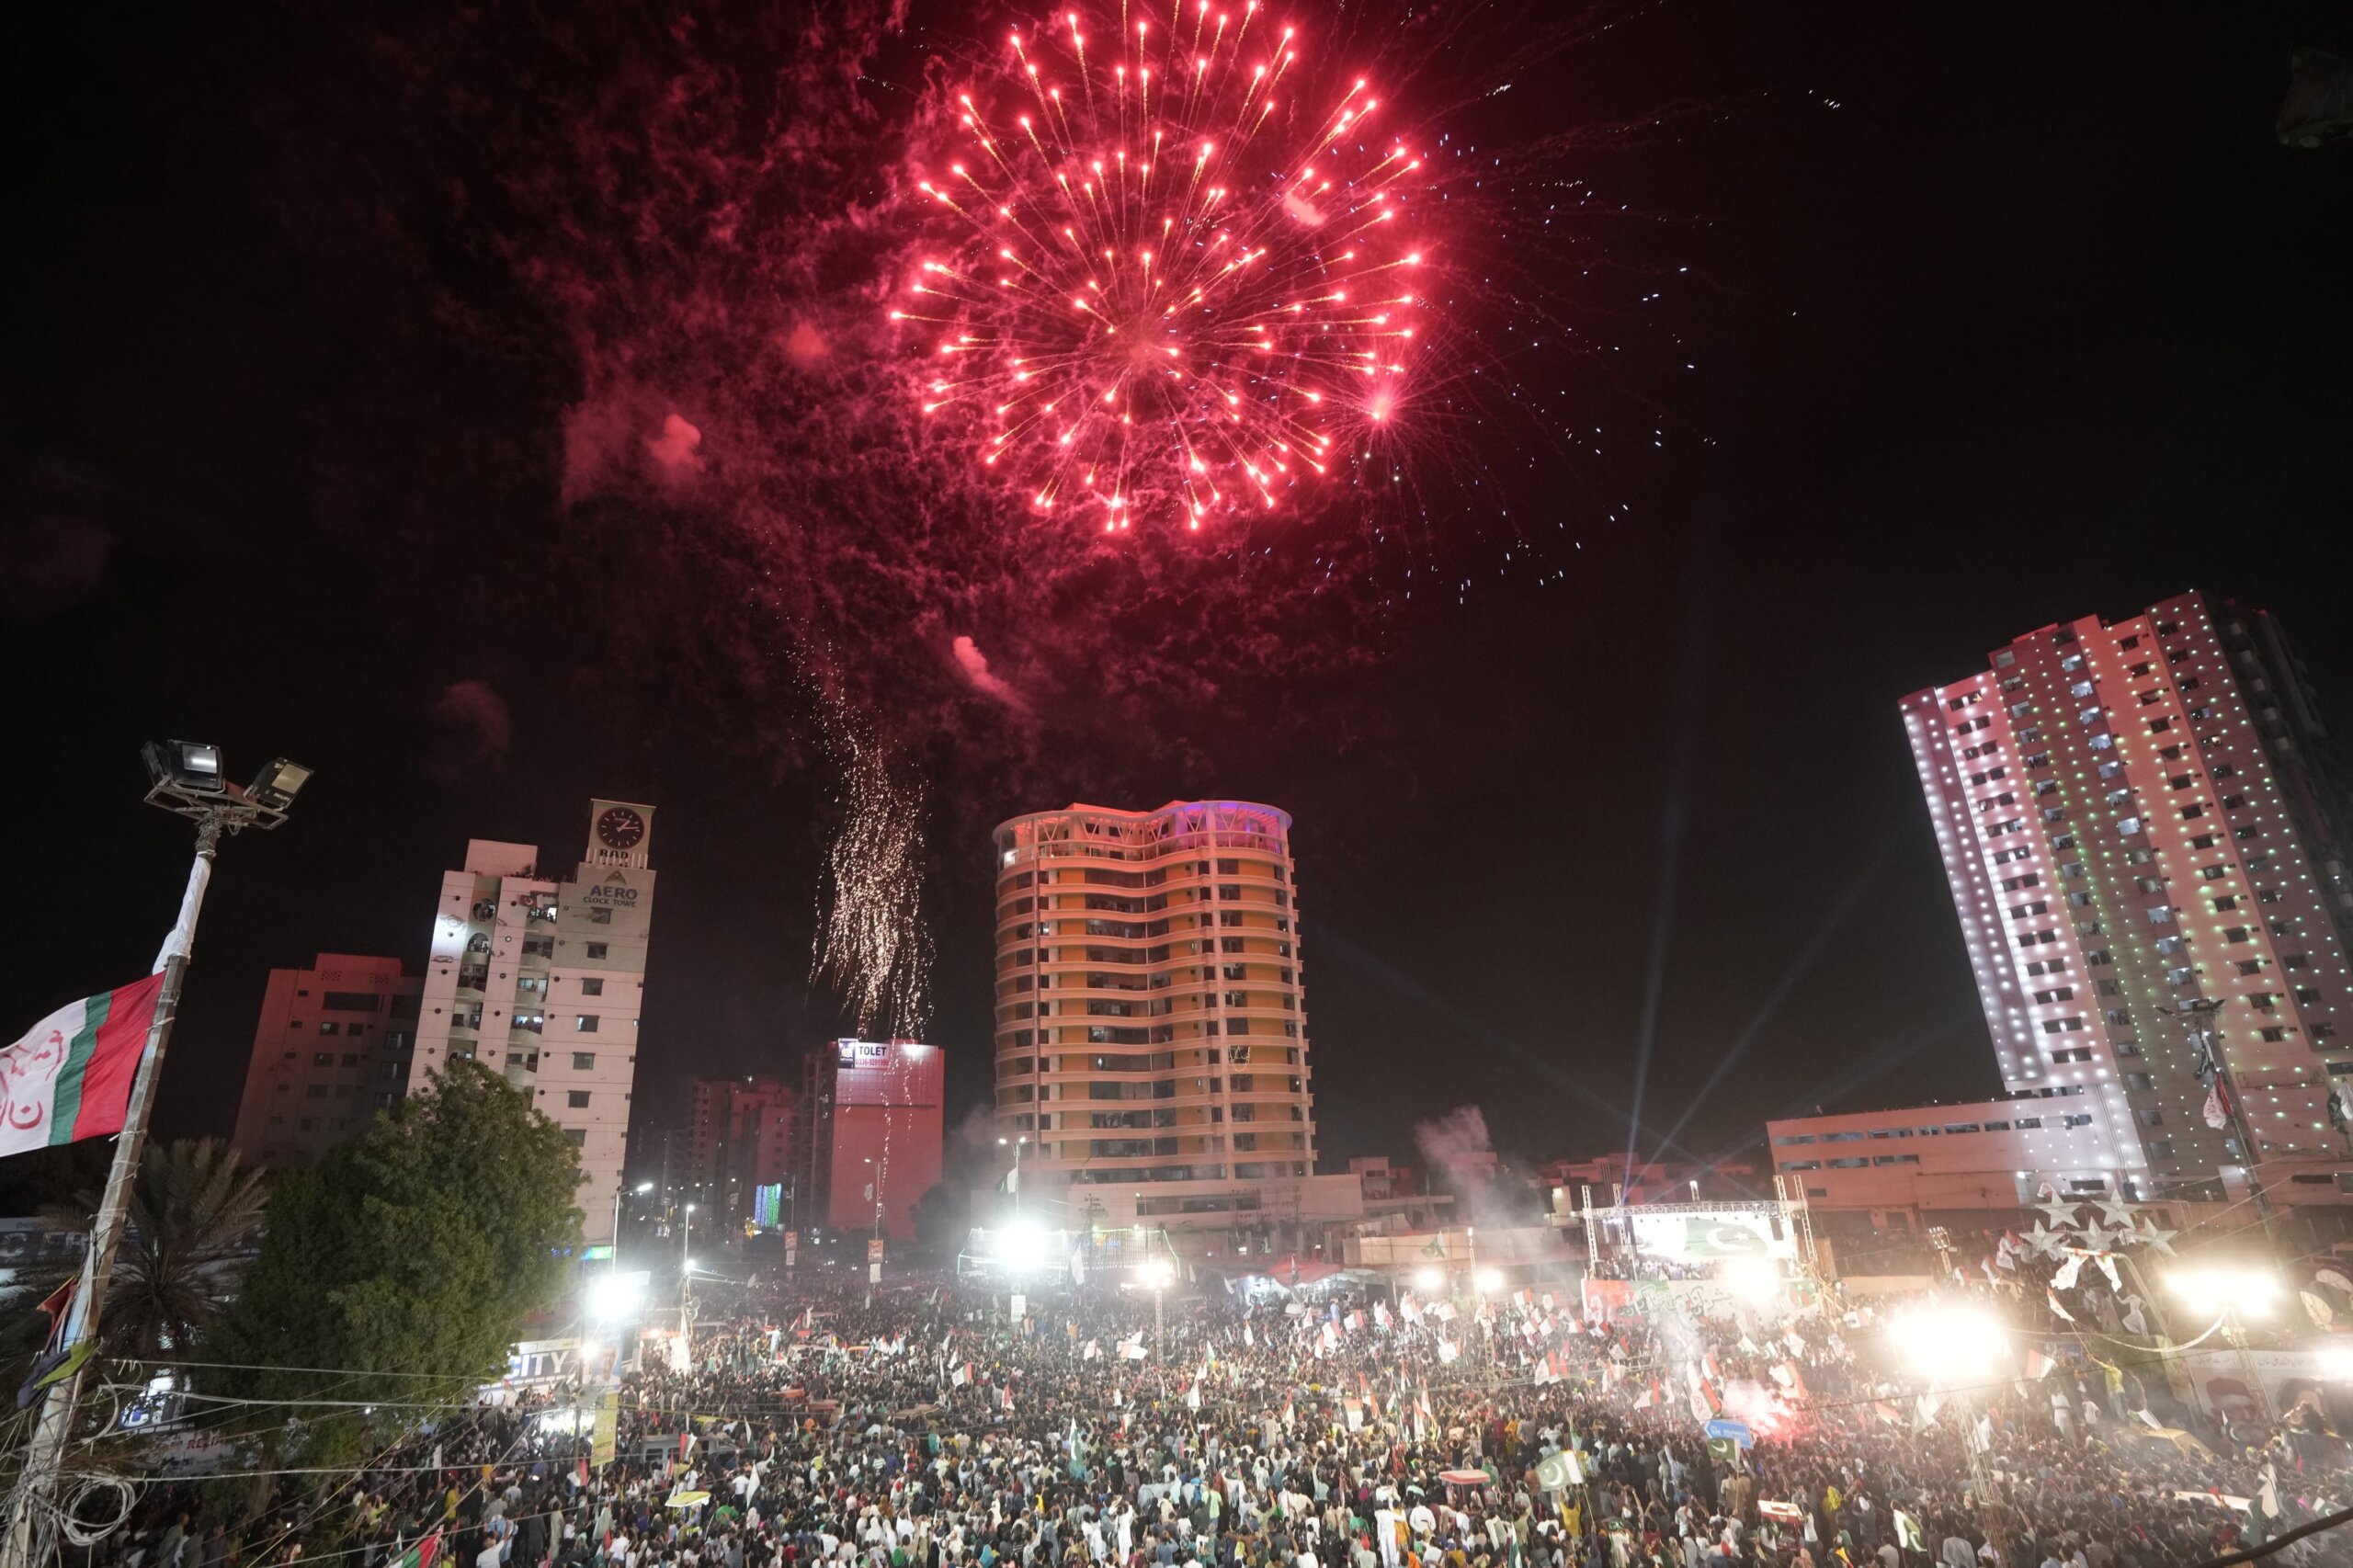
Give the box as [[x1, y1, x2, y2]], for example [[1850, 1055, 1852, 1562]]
[[0, 976, 165, 1158]]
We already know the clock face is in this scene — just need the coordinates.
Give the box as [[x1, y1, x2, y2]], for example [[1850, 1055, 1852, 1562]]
[[596, 807, 645, 849]]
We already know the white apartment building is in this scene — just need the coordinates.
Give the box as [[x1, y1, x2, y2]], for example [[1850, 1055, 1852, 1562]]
[[406, 800, 657, 1244]]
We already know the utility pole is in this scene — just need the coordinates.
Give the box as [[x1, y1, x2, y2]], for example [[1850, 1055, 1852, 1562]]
[[5, 744, 310, 1568], [2158, 997, 2274, 1233]]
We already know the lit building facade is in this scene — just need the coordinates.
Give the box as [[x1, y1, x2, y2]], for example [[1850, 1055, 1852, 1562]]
[[404, 800, 658, 1243], [1904, 592, 2353, 1205], [992, 800, 1326, 1231], [229, 954, 422, 1169], [792, 1040, 943, 1243]]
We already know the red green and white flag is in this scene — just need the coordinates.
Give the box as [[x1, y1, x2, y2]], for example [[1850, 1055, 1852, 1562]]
[[392, 1529, 443, 1568], [0, 977, 165, 1158]]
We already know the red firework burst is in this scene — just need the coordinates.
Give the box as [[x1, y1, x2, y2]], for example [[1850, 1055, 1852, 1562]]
[[897, 0, 1428, 533]]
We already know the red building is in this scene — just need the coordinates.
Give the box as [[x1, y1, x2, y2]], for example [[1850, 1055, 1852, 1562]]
[[229, 954, 422, 1169], [795, 1040, 943, 1243]]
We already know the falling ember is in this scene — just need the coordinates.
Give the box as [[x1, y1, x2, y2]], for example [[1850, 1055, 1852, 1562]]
[[811, 696, 934, 1040], [898, 0, 1427, 531]]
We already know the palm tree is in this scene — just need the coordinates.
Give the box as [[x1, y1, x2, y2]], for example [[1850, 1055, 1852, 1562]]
[[38, 1137, 269, 1358]]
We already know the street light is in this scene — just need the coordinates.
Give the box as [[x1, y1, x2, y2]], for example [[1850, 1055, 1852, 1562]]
[[8, 742, 312, 1568], [611, 1178, 657, 1261], [998, 1135, 1029, 1210], [1135, 1256, 1175, 1340], [2156, 997, 2274, 1230]]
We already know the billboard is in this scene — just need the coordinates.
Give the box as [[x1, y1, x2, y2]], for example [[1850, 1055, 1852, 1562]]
[[1627, 1210, 1795, 1262], [753, 1184, 783, 1228]]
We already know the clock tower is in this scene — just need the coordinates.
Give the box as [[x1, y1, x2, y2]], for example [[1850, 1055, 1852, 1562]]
[[587, 798, 655, 869]]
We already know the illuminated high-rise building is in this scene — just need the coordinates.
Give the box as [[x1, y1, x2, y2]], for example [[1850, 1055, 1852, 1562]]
[[1904, 592, 2353, 1206], [404, 800, 658, 1244], [991, 800, 1317, 1230]]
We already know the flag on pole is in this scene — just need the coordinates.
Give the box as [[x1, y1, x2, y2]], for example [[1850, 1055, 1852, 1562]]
[[2024, 1347, 2055, 1381], [2047, 1290, 2075, 1323], [0, 976, 166, 1159]]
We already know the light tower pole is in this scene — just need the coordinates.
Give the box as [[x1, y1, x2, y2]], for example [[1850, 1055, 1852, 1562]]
[[4, 744, 310, 1568], [2157, 997, 2273, 1233]]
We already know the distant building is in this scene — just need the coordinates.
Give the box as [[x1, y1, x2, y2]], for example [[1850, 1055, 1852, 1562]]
[[1766, 1098, 2123, 1225], [404, 800, 658, 1244], [795, 1040, 943, 1244], [1904, 591, 2353, 1205], [1532, 1156, 1761, 1208], [992, 801, 1358, 1238], [685, 1076, 796, 1233], [228, 954, 421, 1169]]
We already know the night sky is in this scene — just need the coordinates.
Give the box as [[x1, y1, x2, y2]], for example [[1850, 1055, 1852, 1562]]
[[3, 1, 2348, 1185]]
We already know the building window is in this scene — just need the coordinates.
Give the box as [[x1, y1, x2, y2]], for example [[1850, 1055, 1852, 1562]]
[[585, 943, 609, 960], [576, 1016, 599, 1032], [567, 1091, 591, 1108], [580, 978, 605, 996], [573, 1052, 597, 1070], [319, 1022, 341, 1036], [564, 1129, 586, 1147]]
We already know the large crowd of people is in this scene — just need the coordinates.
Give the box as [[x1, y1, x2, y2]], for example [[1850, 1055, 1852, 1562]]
[[74, 1243, 2353, 1568]]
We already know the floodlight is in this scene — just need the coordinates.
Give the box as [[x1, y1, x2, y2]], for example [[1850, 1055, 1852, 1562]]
[[1472, 1267, 1504, 1293], [142, 740, 226, 795], [996, 1221, 1048, 1270], [1134, 1257, 1176, 1289], [1889, 1305, 2006, 1381], [1721, 1257, 1780, 1304], [587, 1270, 648, 1321], [1414, 1267, 1444, 1291], [245, 757, 313, 811]]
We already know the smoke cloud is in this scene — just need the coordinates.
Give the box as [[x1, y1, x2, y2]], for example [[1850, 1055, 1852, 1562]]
[[951, 635, 1029, 713], [1414, 1104, 1498, 1207], [644, 413, 704, 476], [426, 678, 514, 778]]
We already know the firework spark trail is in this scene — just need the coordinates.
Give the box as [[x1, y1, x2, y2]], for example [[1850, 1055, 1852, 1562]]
[[897, 0, 1431, 533], [811, 699, 935, 1040]]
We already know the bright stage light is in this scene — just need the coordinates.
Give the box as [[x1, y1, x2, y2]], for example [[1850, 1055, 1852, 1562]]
[[2168, 1266, 2282, 1321], [995, 1221, 1048, 1271], [1133, 1258, 1176, 1290], [1414, 1267, 1444, 1291], [1889, 1305, 2007, 1381], [1472, 1267, 1503, 1293], [1720, 1257, 1781, 1304], [587, 1269, 648, 1322]]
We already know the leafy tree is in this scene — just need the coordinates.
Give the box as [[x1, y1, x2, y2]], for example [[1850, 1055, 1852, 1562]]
[[911, 1181, 970, 1263], [210, 1060, 582, 1411], [41, 1137, 269, 1358], [0, 1139, 263, 1382]]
